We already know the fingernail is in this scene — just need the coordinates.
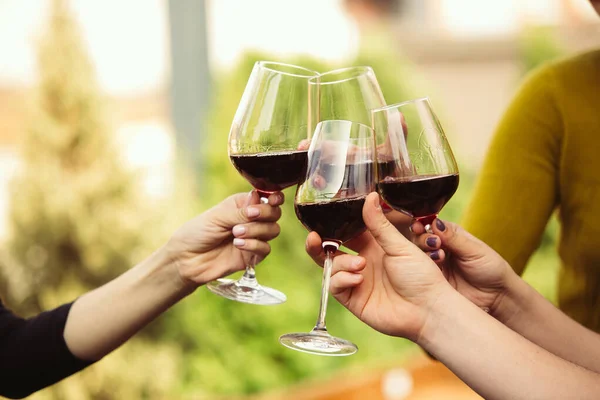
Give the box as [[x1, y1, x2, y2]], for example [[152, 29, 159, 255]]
[[233, 238, 245, 247], [408, 225, 414, 233], [373, 194, 381, 210], [429, 250, 440, 260], [352, 257, 363, 268], [436, 219, 446, 232], [426, 236, 437, 248], [232, 225, 246, 236], [247, 207, 259, 218]]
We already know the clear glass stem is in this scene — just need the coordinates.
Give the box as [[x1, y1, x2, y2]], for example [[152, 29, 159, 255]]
[[313, 242, 338, 333], [238, 258, 259, 287]]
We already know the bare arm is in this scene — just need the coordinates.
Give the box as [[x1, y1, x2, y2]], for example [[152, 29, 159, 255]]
[[64, 191, 282, 361], [63, 247, 188, 360], [494, 271, 600, 374], [420, 286, 600, 400]]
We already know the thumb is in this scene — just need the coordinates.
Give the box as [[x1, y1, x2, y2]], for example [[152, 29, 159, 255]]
[[216, 191, 261, 226], [431, 219, 483, 260], [363, 192, 414, 256]]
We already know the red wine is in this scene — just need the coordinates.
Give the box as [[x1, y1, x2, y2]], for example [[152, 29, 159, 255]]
[[377, 174, 459, 225], [295, 196, 367, 244], [230, 150, 308, 196]]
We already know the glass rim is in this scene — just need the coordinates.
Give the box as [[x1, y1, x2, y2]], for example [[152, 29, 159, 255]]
[[257, 61, 319, 78], [315, 119, 375, 135], [308, 66, 374, 86], [371, 96, 431, 113]]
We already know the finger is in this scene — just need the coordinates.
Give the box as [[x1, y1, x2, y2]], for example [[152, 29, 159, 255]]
[[298, 139, 311, 151], [330, 271, 363, 296], [430, 218, 481, 260], [305, 231, 348, 267], [232, 222, 280, 241], [414, 234, 441, 252], [243, 202, 282, 223], [267, 191, 285, 206], [363, 192, 414, 256], [331, 254, 366, 275], [233, 238, 271, 258], [427, 249, 446, 264], [410, 221, 426, 235]]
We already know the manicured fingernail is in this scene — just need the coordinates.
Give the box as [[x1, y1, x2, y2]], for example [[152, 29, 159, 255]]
[[233, 238, 245, 247], [436, 219, 446, 232], [246, 207, 259, 218], [232, 225, 246, 236], [429, 250, 440, 260], [426, 236, 437, 248]]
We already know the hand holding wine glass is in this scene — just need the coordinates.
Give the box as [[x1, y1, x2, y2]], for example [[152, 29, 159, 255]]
[[305, 192, 450, 341]]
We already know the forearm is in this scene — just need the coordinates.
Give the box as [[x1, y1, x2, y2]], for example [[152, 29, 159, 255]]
[[494, 274, 600, 373], [419, 288, 600, 400], [64, 246, 194, 361]]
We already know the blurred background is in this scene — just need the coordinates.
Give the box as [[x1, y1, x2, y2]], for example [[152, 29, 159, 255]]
[[0, 0, 599, 398]]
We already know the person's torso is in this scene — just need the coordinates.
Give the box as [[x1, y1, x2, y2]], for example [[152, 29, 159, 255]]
[[552, 51, 600, 330]]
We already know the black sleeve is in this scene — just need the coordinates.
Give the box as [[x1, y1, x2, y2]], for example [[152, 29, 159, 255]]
[[0, 300, 94, 399]]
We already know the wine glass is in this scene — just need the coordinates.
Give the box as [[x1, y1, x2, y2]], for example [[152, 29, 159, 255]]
[[279, 120, 375, 356], [308, 66, 386, 127], [207, 61, 319, 306], [371, 97, 459, 232]]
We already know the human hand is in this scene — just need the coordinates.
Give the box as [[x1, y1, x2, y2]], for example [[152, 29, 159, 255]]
[[306, 192, 449, 341], [411, 218, 517, 317], [165, 191, 283, 290]]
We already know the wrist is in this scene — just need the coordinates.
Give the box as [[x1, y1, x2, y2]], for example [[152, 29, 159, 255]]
[[490, 269, 530, 327], [414, 283, 458, 345], [144, 245, 197, 299]]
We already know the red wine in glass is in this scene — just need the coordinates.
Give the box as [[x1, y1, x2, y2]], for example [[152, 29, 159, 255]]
[[230, 150, 308, 198], [295, 196, 367, 245], [377, 174, 459, 225], [372, 98, 459, 230]]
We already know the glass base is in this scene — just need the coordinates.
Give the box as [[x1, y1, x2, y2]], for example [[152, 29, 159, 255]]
[[279, 331, 358, 356], [206, 278, 286, 305]]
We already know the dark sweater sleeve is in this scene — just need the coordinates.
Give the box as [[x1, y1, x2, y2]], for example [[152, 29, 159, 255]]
[[0, 301, 94, 399]]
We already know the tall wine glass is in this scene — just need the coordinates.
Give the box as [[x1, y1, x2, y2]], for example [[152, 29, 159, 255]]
[[308, 66, 386, 127], [207, 61, 319, 306], [372, 97, 459, 231], [279, 120, 375, 356]]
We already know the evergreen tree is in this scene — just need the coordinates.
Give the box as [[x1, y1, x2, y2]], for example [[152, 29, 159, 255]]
[[1, 1, 182, 398]]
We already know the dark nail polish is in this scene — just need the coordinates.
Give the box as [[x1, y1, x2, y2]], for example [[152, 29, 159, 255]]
[[426, 236, 437, 248], [430, 250, 440, 260], [436, 219, 446, 232]]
